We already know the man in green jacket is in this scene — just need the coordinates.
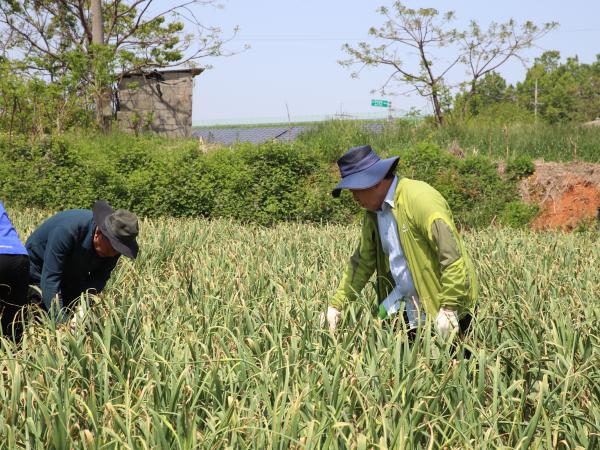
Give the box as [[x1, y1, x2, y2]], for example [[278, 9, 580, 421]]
[[324, 145, 478, 341]]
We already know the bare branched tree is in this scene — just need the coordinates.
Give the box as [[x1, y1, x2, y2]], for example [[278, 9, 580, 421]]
[[459, 19, 558, 103], [340, 1, 557, 126], [340, 3, 459, 125]]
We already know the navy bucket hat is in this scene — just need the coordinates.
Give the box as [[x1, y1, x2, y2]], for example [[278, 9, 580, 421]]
[[332, 145, 399, 197]]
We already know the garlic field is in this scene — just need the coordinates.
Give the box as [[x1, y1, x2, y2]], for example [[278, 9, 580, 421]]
[[1, 210, 598, 449]]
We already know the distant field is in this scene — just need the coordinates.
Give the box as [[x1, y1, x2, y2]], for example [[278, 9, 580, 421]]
[[191, 117, 405, 130], [194, 119, 600, 163], [192, 120, 325, 130], [1, 211, 598, 448]]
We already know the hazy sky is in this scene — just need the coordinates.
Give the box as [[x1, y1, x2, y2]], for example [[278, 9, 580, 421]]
[[173, 0, 600, 125]]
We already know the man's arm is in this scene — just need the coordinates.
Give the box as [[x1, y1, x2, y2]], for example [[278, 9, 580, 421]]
[[330, 214, 378, 310], [429, 218, 470, 310], [408, 185, 471, 311], [40, 226, 77, 321]]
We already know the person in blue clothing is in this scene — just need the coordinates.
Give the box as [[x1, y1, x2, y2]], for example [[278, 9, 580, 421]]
[[26, 200, 139, 323], [0, 201, 30, 340]]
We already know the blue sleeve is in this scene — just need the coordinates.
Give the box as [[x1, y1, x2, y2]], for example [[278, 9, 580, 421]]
[[40, 224, 77, 322]]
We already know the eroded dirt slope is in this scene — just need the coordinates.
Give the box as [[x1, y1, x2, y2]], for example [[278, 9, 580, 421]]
[[520, 161, 600, 231]]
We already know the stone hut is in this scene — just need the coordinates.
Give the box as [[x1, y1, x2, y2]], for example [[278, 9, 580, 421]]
[[116, 68, 203, 137]]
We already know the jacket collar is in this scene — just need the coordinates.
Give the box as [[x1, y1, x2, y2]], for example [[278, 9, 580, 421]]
[[81, 220, 96, 252], [380, 176, 398, 210]]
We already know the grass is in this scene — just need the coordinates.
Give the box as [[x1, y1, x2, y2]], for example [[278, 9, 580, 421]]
[[192, 121, 326, 130], [296, 120, 600, 163], [193, 118, 600, 163], [434, 122, 600, 162], [1, 210, 599, 448], [191, 117, 411, 131]]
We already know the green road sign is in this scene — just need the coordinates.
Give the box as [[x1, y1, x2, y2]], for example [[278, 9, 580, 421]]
[[371, 99, 391, 108]]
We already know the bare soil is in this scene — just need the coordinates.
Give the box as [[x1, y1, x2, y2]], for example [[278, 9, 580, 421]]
[[519, 161, 600, 231]]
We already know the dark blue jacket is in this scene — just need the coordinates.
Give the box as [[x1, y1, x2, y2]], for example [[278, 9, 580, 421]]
[[25, 209, 119, 316]]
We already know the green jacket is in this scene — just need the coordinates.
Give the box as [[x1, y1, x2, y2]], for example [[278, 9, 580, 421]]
[[331, 178, 478, 317]]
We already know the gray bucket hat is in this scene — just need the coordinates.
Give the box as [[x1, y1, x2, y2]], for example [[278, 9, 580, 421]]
[[92, 200, 139, 259]]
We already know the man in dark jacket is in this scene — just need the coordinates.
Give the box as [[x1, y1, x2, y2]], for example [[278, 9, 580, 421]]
[[26, 200, 139, 323]]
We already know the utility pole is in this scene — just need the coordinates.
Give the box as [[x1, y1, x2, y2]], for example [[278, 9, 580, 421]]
[[91, 0, 104, 44], [91, 0, 110, 131], [285, 103, 292, 142], [534, 79, 538, 121], [333, 103, 352, 120]]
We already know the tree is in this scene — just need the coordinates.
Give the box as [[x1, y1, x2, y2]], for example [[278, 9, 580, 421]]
[[517, 52, 600, 123], [90, 0, 110, 129], [0, 55, 93, 136], [458, 19, 557, 112], [340, 3, 458, 126], [0, 0, 237, 131], [454, 71, 508, 117], [340, 1, 557, 126]]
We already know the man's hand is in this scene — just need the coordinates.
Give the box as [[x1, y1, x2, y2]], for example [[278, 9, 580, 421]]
[[435, 307, 459, 339], [67, 296, 94, 334], [67, 315, 79, 334], [319, 306, 341, 331]]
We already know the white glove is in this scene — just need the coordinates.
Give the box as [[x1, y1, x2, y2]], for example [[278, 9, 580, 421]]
[[319, 306, 341, 331], [435, 307, 459, 339], [68, 299, 90, 333]]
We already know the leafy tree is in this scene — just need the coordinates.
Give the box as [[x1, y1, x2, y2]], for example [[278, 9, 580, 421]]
[[0, 57, 91, 136], [0, 0, 237, 130], [454, 71, 508, 117], [517, 52, 600, 123]]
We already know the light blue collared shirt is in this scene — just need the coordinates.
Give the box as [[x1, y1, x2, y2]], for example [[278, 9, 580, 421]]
[[376, 177, 426, 327]]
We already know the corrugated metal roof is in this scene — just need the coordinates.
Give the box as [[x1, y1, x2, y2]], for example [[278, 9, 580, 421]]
[[122, 68, 204, 78], [192, 123, 387, 145]]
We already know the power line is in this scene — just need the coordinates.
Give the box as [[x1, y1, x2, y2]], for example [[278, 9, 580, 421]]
[[231, 27, 600, 42], [234, 36, 378, 42], [556, 28, 600, 33]]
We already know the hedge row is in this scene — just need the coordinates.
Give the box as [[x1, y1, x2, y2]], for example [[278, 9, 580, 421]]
[[0, 133, 533, 228]]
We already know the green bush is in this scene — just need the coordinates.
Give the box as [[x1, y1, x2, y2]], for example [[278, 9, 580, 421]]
[[395, 144, 517, 228], [468, 102, 536, 126], [0, 131, 529, 228], [0, 134, 348, 226], [500, 201, 539, 228], [505, 156, 535, 181], [297, 119, 424, 163]]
